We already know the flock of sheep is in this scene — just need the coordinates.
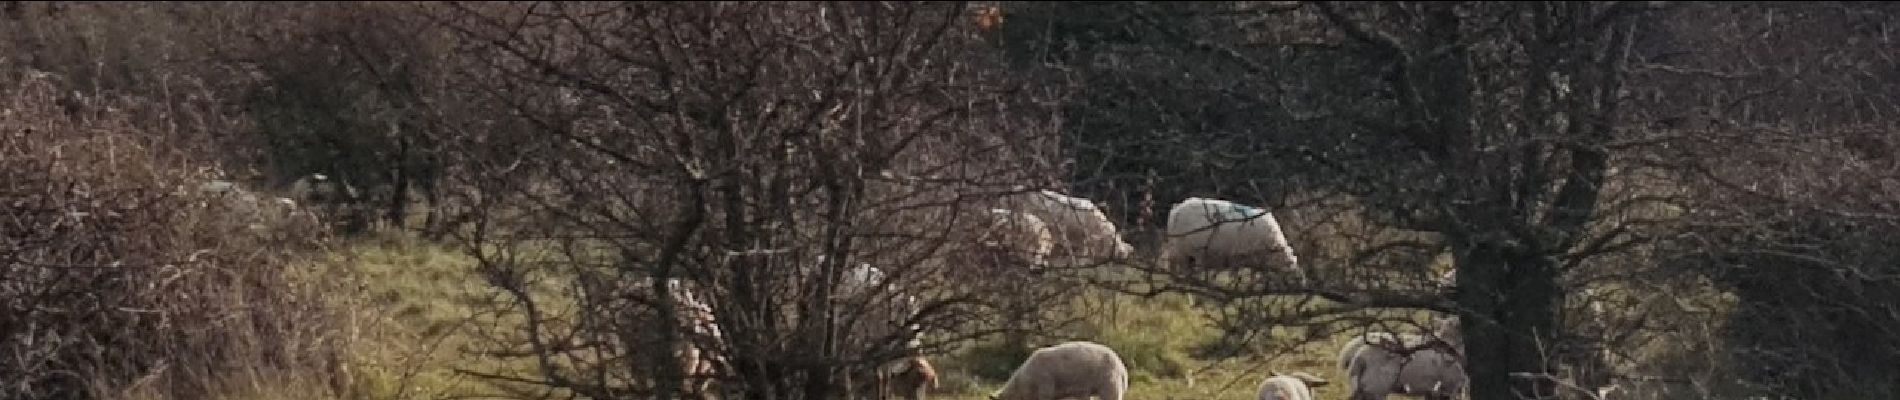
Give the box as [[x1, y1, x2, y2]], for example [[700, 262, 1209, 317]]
[[969, 192, 1466, 400], [986, 317, 1462, 400], [866, 190, 1465, 400], [203, 176, 1466, 399]]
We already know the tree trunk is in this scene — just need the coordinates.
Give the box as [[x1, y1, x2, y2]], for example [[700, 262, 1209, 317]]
[[386, 134, 411, 230], [1414, 4, 1566, 396], [646, 176, 709, 400], [1456, 239, 1562, 400]]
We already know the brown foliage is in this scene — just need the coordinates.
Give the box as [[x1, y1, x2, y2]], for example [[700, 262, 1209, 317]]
[[0, 73, 350, 399]]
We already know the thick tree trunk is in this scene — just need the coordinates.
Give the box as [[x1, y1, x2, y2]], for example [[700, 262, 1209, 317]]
[[1456, 239, 1562, 400], [1415, 4, 1566, 397]]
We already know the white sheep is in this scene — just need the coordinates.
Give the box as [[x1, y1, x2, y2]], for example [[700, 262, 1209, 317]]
[[979, 208, 1056, 268], [1339, 317, 1467, 400], [1258, 371, 1331, 400], [989, 341, 1129, 400], [1162, 197, 1300, 280], [932, 208, 1054, 281], [998, 190, 1136, 267]]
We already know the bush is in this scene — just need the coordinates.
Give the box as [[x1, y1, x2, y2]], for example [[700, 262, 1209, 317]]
[[0, 72, 352, 400], [1702, 209, 1900, 399]]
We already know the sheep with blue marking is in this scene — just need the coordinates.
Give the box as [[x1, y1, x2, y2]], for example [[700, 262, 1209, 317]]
[[1162, 197, 1301, 283]]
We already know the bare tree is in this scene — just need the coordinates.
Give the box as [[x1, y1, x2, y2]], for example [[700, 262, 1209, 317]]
[[989, 2, 1691, 399], [971, 1, 1900, 399], [424, 2, 1071, 398], [1611, 2, 1900, 398]]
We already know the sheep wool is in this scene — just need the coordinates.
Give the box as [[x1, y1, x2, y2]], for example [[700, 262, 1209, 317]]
[[1257, 372, 1329, 400], [1163, 197, 1299, 273], [1002, 190, 1137, 265], [990, 341, 1129, 400], [982, 208, 1056, 266], [1341, 331, 1467, 400]]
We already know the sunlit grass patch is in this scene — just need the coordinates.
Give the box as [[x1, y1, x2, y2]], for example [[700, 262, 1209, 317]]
[[332, 229, 586, 400]]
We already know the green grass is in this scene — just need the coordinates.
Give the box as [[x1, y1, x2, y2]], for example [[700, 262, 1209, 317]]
[[332, 230, 584, 400], [331, 231, 489, 399], [922, 289, 1408, 400], [328, 230, 1449, 400]]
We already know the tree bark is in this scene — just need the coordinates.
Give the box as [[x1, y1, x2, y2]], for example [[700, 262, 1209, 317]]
[[646, 176, 710, 400], [1456, 239, 1563, 400]]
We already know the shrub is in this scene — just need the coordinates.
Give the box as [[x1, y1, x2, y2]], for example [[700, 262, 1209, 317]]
[[0, 72, 352, 400]]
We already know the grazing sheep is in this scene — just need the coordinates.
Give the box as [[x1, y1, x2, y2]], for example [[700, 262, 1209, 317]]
[[871, 354, 940, 400], [1258, 371, 1330, 400], [978, 208, 1056, 268], [936, 208, 1057, 284], [998, 190, 1136, 267], [287, 172, 370, 231], [990, 341, 1129, 400], [197, 179, 309, 228], [1162, 197, 1300, 280], [1340, 317, 1467, 400], [288, 173, 361, 205]]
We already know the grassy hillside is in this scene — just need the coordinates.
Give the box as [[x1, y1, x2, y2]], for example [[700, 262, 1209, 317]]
[[331, 231, 576, 400], [326, 229, 1438, 400]]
